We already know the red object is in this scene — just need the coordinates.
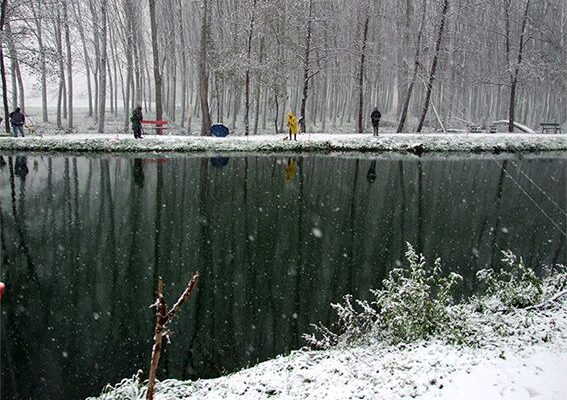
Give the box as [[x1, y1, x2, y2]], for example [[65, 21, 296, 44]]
[[0, 282, 5, 301], [141, 120, 169, 135]]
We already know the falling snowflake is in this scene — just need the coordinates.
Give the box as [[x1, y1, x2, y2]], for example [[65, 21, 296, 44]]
[[312, 227, 323, 238]]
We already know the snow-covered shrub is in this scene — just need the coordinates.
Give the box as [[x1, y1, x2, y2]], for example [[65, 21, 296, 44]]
[[303, 295, 377, 349], [304, 243, 462, 348], [476, 251, 543, 309], [374, 243, 462, 343], [541, 264, 567, 295]]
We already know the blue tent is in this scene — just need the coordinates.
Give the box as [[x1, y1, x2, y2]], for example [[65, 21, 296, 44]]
[[210, 124, 229, 137]]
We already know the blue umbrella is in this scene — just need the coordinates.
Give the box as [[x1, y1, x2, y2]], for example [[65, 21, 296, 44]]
[[210, 124, 230, 137]]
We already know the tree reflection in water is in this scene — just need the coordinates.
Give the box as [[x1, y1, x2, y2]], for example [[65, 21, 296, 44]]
[[0, 153, 565, 400]]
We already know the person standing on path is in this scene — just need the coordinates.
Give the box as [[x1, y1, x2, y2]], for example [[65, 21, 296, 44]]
[[370, 107, 381, 136], [130, 106, 144, 139], [9, 107, 25, 138], [287, 111, 298, 141]]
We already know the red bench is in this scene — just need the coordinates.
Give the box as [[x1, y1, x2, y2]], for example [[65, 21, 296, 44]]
[[142, 120, 169, 135]]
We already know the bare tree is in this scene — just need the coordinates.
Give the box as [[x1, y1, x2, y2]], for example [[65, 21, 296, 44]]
[[63, 0, 73, 130], [0, 0, 9, 133], [505, 0, 531, 132], [198, 0, 211, 135], [416, 0, 449, 133], [98, 0, 108, 133], [356, 3, 370, 133], [148, 0, 162, 124]]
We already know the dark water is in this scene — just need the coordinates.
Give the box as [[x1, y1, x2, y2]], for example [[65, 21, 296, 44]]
[[0, 153, 565, 400]]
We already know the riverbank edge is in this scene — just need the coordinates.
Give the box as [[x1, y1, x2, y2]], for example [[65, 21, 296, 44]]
[[86, 297, 567, 400], [0, 133, 566, 154]]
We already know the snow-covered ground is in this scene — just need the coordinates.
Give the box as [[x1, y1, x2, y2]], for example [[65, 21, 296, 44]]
[[88, 299, 567, 400], [0, 132, 566, 154]]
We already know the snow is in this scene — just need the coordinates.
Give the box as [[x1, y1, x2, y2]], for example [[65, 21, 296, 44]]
[[0, 132, 566, 154], [422, 351, 567, 400], [492, 120, 537, 134], [87, 299, 567, 400]]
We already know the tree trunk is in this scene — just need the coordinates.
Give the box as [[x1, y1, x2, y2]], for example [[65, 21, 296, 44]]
[[89, 0, 101, 122], [199, 0, 211, 135], [244, 0, 258, 136], [0, 0, 9, 133], [123, 0, 134, 132], [148, 0, 163, 125], [72, 1, 93, 117], [32, 0, 48, 122], [300, 0, 314, 131], [178, 0, 187, 128], [397, 0, 426, 133], [357, 14, 370, 134], [54, 9, 65, 128], [98, 0, 108, 133], [508, 0, 530, 133], [63, 0, 73, 130], [416, 0, 449, 133], [6, 22, 23, 111]]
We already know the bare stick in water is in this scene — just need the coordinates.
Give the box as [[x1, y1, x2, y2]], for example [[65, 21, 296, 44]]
[[146, 273, 200, 400]]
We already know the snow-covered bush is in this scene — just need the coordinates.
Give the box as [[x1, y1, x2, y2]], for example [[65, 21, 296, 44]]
[[476, 251, 543, 310], [375, 243, 462, 343], [541, 264, 567, 295], [304, 243, 462, 348], [304, 246, 567, 350], [303, 294, 378, 349]]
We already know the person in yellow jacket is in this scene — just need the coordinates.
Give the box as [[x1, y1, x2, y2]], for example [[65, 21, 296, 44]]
[[287, 111, 298, 141]]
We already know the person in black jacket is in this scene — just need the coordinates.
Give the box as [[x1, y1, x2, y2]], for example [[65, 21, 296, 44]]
[[9, 107, 25, 138], [130, 106, 143, 139], [370, 107, 381, 136]]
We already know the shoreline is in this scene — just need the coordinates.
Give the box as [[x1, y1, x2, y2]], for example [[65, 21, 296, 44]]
[[87, 299, 567, 400], [0, 133, 566, 154]]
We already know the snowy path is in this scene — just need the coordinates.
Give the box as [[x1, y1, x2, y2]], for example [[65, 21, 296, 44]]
[[1, 133, 566, 154]]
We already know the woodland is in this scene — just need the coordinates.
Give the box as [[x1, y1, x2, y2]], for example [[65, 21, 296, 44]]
[[0, 0, 565, 135]]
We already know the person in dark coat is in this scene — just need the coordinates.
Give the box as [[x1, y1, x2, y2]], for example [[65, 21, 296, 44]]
[[9, 107, 25, 138], [370, 107, 381, 136], [130, 106, 143, 139]]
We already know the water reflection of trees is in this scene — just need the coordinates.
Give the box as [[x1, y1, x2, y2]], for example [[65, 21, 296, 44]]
[[0, 154, 565, 400]]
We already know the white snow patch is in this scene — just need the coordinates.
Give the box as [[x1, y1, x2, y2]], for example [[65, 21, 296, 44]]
[[1, 133, 565, 154]]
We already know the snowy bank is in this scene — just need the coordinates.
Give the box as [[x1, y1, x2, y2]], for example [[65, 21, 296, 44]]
[[87, 246, 567, 400], [0, 133, 566, 154], [87, 300, 567, 400]]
